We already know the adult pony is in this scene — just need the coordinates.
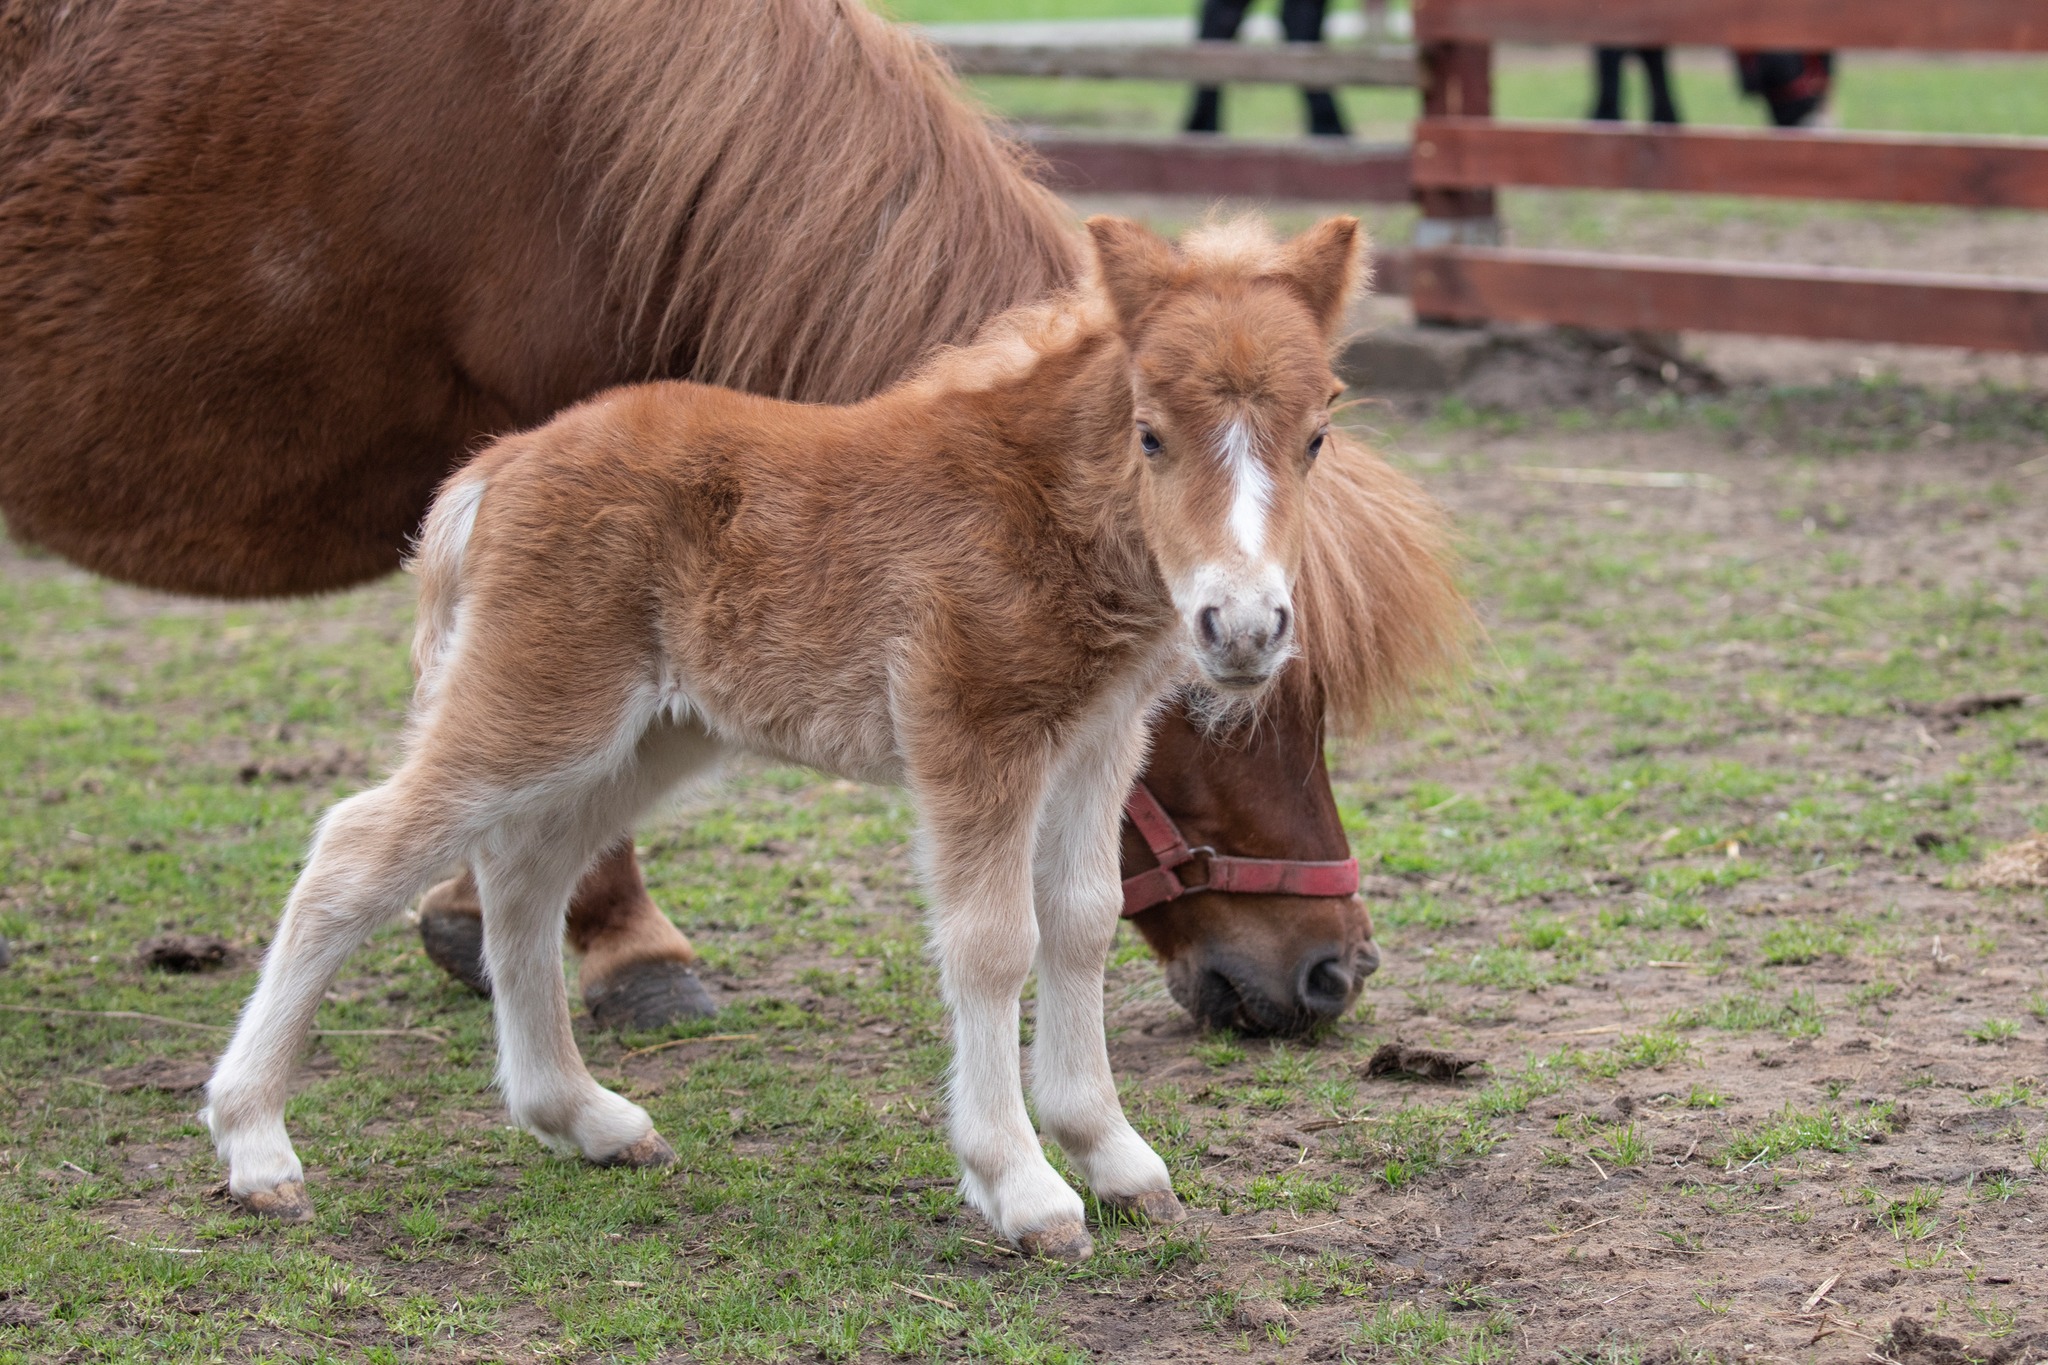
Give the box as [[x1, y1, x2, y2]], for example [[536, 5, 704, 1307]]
[[0, 0, 1464, 1036]]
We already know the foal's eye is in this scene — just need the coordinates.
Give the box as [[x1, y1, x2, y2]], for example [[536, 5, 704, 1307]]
[[1307, 429, 1328, 461], [1137, 423, 1162, 456]]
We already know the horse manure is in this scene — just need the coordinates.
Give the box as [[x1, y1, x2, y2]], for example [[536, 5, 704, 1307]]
[[137, 933, 235, 973], [1363, 1042, 1484, 1082]]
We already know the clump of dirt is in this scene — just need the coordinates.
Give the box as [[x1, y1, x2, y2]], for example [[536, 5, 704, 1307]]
[[101, 1058, 213, 1094], [1362, 1042, 1484, 1081], [1967, 833, 2048, 890], [1892, 692, 2030, 733], [0, 1294, 47, 1328], [1886, 1317, 2048, 1365], [136, 933, 235, 973], [237, 745, 369, 785]]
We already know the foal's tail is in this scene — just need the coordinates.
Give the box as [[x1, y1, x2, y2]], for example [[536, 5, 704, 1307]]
[[405, 467, 491, 694]]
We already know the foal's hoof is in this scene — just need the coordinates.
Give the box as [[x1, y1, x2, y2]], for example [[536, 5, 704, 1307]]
[[1103, 1188, 1187, 1225], [240, 1180, 314, 1222], [417, 894, 489, 997], [1015, 1220, 1094, 1262], [584, 959, 717, 1031], [597, 1131, 676, 1169]]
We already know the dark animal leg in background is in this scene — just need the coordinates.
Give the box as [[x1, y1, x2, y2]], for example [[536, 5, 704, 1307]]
[[1639, 47, 1681, 124], [1281, 0, 1346, 138], [1589, 46, 1626, 120], [1592, 47, 1679, 124], [1186, 0, 1253, 133], [418, 840, 716, 1030]]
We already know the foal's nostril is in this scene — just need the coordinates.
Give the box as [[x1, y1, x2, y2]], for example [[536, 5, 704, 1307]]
[[1198, 606, 1222, 647], [1272, 605, 1291, 644], [1296, 954, 1355, 1018]]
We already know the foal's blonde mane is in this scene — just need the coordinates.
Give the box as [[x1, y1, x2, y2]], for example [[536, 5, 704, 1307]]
[[513, 0, 1082, 404], [513, 0, 1464, 729]]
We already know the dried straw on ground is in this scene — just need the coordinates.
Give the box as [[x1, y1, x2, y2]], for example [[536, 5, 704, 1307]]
[[1965, 833, 2048, 890]]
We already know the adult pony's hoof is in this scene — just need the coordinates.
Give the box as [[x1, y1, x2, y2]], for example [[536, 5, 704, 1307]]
[[1103, 1188, 1186, 1225], [584, 959, 717, 1031], [1015, 1220, 1094, 1262], [417, 882, 489, 996], [597, 1130, 676, 1169], [239, 1179, 314, 1222]]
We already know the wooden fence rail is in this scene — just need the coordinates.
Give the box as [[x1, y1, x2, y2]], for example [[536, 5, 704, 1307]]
[[1412, 120, 2048, 212], [941, 39, 1414, 87], [1410, 250, 2048, 354], [1413, 0, 2048, 51]]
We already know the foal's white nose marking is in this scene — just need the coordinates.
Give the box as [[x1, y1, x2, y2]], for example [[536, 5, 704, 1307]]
[[1218, 419, 1272, 559]]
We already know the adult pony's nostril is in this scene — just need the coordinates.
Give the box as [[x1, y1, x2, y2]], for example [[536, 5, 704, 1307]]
[[1198, 606, 1222, 647], [1295, 953, 1354, 1018], [1356, 940, 1381, 978]]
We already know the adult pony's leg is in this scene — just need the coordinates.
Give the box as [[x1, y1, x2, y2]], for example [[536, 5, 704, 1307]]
[[416, 846, 716, 1028], [1030, 722, 1180, 1225], [922, 788, 1091, 1259], [204, 774, 470, 1218]]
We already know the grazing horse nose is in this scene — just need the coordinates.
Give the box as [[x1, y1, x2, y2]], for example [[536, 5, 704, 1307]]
[[1296, 952, 1357, 1019]]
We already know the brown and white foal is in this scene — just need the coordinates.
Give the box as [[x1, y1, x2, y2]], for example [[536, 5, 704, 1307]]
[[204, 215, 1364, 1259]]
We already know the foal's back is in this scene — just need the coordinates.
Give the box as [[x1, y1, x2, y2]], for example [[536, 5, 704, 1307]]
[[417, 351, 1148, 778]]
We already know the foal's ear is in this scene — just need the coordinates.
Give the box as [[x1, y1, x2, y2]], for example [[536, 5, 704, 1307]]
[[1269, 216, 1366, 337], [1086, 216, 1177, 330]]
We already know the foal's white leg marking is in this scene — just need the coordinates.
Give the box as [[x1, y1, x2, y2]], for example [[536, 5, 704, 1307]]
[[1029, 684, 1175, 1209], [204, 775, 469, 1212], [923, 803, 1088, 1252], [1218, 418, 1272, 560]]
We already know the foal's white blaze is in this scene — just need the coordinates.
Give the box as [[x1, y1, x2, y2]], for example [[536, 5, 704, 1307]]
[[1217, 418, 1271, 559]]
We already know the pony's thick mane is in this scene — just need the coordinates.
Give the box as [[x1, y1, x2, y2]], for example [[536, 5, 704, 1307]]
[[513, 0, 1083, 404], [1296, 430, 1468, 735]]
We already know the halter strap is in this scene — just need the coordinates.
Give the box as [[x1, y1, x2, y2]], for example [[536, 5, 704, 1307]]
[[1120, 780, 1360, 918]]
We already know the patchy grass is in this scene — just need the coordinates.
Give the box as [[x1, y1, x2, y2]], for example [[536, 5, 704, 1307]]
[[6, 399, 2047, 1359]]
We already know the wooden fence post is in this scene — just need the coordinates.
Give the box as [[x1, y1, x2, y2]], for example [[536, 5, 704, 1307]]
[[1414, 36, 1499, 247]]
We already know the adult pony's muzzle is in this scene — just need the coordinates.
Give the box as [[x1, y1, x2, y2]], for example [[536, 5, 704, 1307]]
[[1148, 892, 1379, 1038]]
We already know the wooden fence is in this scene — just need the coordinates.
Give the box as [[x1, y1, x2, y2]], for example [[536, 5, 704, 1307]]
[[1407, 0, 2048, 350], [929, 0, 2048, 353]]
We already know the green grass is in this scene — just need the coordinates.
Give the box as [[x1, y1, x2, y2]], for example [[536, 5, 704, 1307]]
[[1724, 1103, 1898, 1166]]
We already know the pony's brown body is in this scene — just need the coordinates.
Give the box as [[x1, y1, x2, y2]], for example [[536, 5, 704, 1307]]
[[207, 218, 1357, 1257], [0, 0, 1464, 1034]]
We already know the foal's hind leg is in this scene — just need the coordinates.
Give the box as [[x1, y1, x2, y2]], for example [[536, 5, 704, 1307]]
[[478, 723, 725, 1164], [205, 776, 467, 1218]]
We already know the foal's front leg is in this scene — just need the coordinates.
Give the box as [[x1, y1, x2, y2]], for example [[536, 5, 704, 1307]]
[[923, 804, 1093, 1259], [1031, 735, 1182, 1224]]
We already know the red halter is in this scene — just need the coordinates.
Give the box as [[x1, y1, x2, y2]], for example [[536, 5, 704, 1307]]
[[1119, 780, 1361, 918]]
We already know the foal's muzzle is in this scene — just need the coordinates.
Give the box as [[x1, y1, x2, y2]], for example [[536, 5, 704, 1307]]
[[1193, 593, 1293, 690]]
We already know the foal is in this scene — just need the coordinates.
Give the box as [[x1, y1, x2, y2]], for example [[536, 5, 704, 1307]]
[[204, 215, 1364, 1259]]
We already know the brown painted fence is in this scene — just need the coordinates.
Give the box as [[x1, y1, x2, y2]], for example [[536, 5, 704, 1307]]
[[930, 2, 2048, 353], [1408, 0, 2048, 351]]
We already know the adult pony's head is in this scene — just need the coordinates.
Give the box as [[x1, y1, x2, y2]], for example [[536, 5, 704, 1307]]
[[1089, 215, 1363, 700]]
